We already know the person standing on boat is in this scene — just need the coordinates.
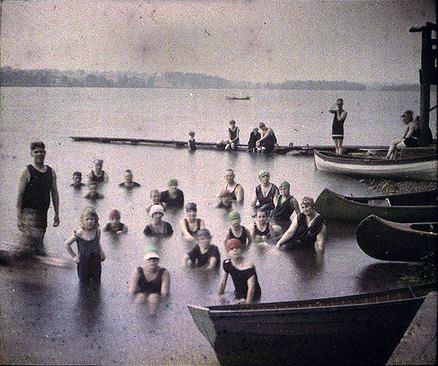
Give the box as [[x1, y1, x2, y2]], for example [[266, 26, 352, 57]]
[[275, 197, 326, 253], [160, 179, 184, 209], [118, 169, 141, 189], [220, 168, 244, 205], [16, 141, 60, 255], [270, 181, 300, 234], [218, 238, 261, 304], [256, 122, 278, 153], [250, 170, 279, 216], [225, 120, 240, 151], [329, 98, 348, 155], [385, 111, 424, 159], [87, 159, 108, 184]]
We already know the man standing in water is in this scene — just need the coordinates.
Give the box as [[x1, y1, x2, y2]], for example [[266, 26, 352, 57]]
[[16, 142, 60, 254], [329, 98, 348, 155], [220, 169, 244, 205]]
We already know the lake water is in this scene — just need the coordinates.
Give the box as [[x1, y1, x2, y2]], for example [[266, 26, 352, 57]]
[[0, 87, 436, 364]]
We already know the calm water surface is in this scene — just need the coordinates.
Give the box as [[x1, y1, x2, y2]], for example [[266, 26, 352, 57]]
[[0, 87, 435, 364]]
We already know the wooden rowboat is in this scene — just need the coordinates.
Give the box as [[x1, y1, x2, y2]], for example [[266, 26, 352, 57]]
[[356, 215, 437, 261], [314, 188, 438, 223], [226, 96, 250, 100], [314, 150, 438, 181], [188, 284, 434, 366]]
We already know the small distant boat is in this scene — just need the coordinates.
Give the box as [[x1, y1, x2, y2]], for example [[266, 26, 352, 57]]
[[314, 150, 438, 181], [356, 215, 437, 261], [226, 96, 250, 100], [188, 284, 434, 366], [314, 188, 438, 223]]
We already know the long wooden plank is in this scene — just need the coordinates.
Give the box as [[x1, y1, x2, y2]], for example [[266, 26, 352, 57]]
[[387, 291, 437, 365]]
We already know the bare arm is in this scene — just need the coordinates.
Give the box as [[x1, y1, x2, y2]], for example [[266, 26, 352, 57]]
[[235, 185, 244, 203], [181, 254, 191, 267], [99, 230, 105, 261], [218, 272, 229, 295], [128, 270, 140, 295], [258, 128, 273, 143], [273, 188, 279, 207], [205, 256, 218, 270], [121, 225, 128, 234], [275, 216, 298, 249], [65, 231, 79, 262], [291, 197, 301, 215], [329, 103, 337, 113], [337, 110, 347, 123], [245, 227, 253, 246], [180, 219, 195, 242], [250, 189, 257, 207], [199, 219, 206, 230], [51, 170, 60, 227], [16, 168, 30, 226], [160, 270, 170, 297], [246, 273, 257, 304], [314, 224, 327, 253], [403, 123, 416, 139]]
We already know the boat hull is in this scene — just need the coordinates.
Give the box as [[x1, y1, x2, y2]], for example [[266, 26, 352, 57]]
[[314, 150, 438, 181], [314, 188, 438, 223], [356, 215, 437, 261], [188, 285, 433, 366]]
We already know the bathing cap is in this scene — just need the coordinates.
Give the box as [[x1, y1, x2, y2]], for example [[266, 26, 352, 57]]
[[197, 228, 212, 238], [301, 196, 315, 207], [93, 159, 103, 165], [168, 179, 178, 187], [279, 181, 290, 190], [226, 238, 242, 252], [185, 202, 197, 211], [228, 210, 241, 221], [150, 205, 164, 217], [258, 170, 270, 180]]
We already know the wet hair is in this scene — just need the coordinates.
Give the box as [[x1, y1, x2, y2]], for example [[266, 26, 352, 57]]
[[229, 120, 236, 125], [185, 202, 197, 212], [259, 122, 266, 129], [256, 207, 268, 215], [403, 110, 413, 118], [301, 196, 315, 207], [73, 171, 82, 178], [93, 159, 103, 165], [188, 131, 195, 137], [336, 98, 344, 103], [125, 169, 132, 174], [109, 209, 121, 220], [30, 141, 45, 151], [150, 189, 160, 197], [80, 207, 99, 229]]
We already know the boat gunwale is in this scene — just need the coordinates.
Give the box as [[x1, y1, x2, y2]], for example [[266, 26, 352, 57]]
[[363, 215, 438, 236]]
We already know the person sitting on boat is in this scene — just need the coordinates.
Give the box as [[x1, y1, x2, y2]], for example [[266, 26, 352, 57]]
[[84, 182, 104, 200], [250, 208, 275, 244], [225, 120, 240, 151], [146, 189, 163, 214], [256, 123, 278, 153], [385, 111, 428, 159], [224, 210, 252, 248], [71, 171, 85, 189], [103, 209, 128, 234], [270, 181, 300, 234], [188, 131, 197, 151], [216, 189, 233, 209], [182, 229, 220, 270], [118, 169, 140, 189], [160, 179, 184, 209], [221, 168, 244, 205], [329, 98, 348, 155], [247, 127, 261, 152], [129, 247, 170, 316], [143, 205, 174, 237], [218, 238, 261, 304], [87, 159, 108, 184], [180, 202, 205, 244], [250, 170, 279, 216], [275, 197, 326, 253]]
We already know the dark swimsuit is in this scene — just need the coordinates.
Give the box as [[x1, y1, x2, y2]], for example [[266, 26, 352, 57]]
[[134, 267, 166, 294], [332, 112, 345, 139], [89, 170, 106, 183], [104, 222, 125, 233], [160, 189, 184, 209], [143, 222, 173, 237], [223, 259, 261, 300], [253, 223, 270, 238], [281, 213, 325, 249], [229, 127, 240, 144], [184, 218, 202, 236], [187, 244, 220, 267], [228, 226, 249, 247], [226, 184, 241, 201], [76, 231, 101, 283], [255, 184, 279, 213], [260, 132, 277, 152], [271, 195, 295, 228], [404, 124, 421, 147]]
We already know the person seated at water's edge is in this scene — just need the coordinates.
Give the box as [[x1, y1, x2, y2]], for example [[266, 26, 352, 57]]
[[146, 189, 162, 214], [119, 169, 140, 189], [250, 208, 275, 244], [160, 179, 184, 209], [329, 98, 347, 155], [87, 159, 108, 184], [188, 131, 197, 151], [225, 120, 240, 151], [71, 171, 85, 189], [84, 182, 104, 200], [143, 205, 173, 237], [129, 247, 170, 316], [385, 111, 432, 159], [180, 202, 205, 243], [247, 127, 261, 152], [250, 170, 279, 216], [65, 207, 105, 285], [224, 211, 252, 249], [103, 209, 128, 234], [275, 197, 326, 253], [220, 168, 244, 205], [270, 181, 300, 235], [218, 238, 261, 304], [256, 122, 277, 153], [182, 229, 220, 270]]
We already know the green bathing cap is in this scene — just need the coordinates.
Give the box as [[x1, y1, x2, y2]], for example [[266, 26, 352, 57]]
[[279, 181, 290, 189], [168, 178, 178, 186], [228, 210, 241, 221]]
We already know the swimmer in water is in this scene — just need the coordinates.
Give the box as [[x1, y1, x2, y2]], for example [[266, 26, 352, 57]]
[[103, 209, 128, 234], [143, 205, 173, 237], [224, 210, 252, 249], [146, 189, 162, 214], [160, 179, 184, 209], [180, 202, 205, 243], [71, 171, 85, 189], [250, 208, 275, 244], [182, 229, 220, 270], [83, 182, 104, 200], [118, 169, 141, 189]]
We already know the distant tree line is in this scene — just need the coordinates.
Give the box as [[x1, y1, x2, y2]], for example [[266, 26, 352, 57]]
[[0, 66, 418, 91]]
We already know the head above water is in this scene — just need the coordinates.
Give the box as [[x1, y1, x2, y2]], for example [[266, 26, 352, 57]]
[[109, 209, 121, 220], [149, 204, 164, 218], [124, 169, 133, 181], [185, 202, 197, 212], [228, 210, 240, 222], [93, 159, 103, 167], [150, 189, 160, 201], [30, 141, 45, 151], [258, 170, 270, 181], [197, 228, 212, 239], [301, 196, 315, 208], [168, 178, 178, 188], [225, 238, 242, 252]]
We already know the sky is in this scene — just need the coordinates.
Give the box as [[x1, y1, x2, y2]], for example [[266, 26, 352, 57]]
[[0, 0, 435, 83]]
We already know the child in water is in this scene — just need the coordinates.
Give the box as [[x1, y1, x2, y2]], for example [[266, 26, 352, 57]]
[[182, 229, 220, 270], [250, 208, 275, 244], [218, 238, 261, 304], [180, 202, 205, 243], [224, 211, 252, 248], [84, 182, 104, 200], [70, 171, 85, 188], [129, 247, 170, 316], [103, 209, 128, 234], [65, 207, 106, 284], [146, 189, 162, 214], [188, 131, 197, 151]]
